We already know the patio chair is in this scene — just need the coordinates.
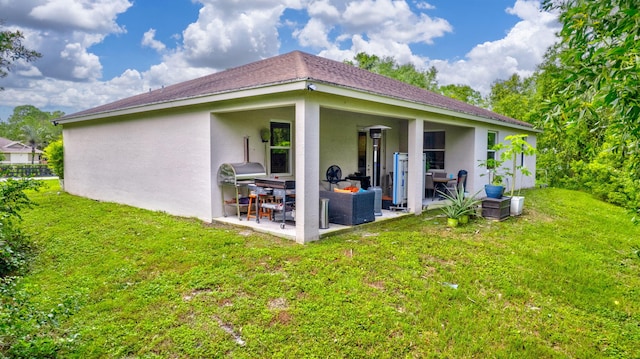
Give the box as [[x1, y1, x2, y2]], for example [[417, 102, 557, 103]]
[[457, 170, 468, 192], [425, 173, 436, 200], [444, 170, 468, 197]]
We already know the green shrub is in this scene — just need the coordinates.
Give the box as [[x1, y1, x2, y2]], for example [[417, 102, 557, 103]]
[[0, 179, 42, 277], [0, 179, 72, 357], [43, 140, 64, 179]]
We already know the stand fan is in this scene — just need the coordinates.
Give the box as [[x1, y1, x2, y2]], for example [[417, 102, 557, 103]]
[[325, 165, 343, 190]]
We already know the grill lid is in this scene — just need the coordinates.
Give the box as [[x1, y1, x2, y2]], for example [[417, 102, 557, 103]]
[[217, 162, 266, 185]]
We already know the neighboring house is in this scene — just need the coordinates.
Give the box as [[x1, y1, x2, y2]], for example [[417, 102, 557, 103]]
[[55, 51, 538, 243], [0, 137, 43, 164]]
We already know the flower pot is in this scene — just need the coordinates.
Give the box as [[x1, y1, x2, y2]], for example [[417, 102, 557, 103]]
[[447, 217, 459, 228], [484, 184, 504, 199], [510, 196, 524, 216], [459, 214, 469, 224]]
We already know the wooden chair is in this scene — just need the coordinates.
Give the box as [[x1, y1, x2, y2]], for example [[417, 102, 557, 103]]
[[247, 194, 272, 221]]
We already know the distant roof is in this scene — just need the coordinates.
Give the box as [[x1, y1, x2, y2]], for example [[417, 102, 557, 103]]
[[60, 51, 532, 128], [0, 137, 43, 154]]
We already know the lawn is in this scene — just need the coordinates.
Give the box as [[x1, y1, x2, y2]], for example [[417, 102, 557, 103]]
[[5, 180, 640, 358]]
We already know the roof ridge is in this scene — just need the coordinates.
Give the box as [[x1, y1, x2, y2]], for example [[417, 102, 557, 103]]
[[291, 50, 310, 79]]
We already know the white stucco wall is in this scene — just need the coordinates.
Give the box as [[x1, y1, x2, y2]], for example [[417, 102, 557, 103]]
[[472, 126, 538, 196], [319, 108, 401, 192], [9, 153, 30, 164], [64, 110, 214, 221]]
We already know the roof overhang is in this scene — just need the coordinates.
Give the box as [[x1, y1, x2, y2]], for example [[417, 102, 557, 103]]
[[55, 78, 539, 133]]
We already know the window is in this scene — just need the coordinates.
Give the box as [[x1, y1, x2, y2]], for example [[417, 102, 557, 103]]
[[270, 121, 291, 174], [423, 131, 445, 169], [487, 131, 498, 167]]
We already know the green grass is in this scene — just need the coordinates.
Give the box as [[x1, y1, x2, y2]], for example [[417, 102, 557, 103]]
[[9, 180, 640, 357]]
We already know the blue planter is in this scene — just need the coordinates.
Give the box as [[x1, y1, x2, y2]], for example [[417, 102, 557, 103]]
[[484, 184, 504, 199]]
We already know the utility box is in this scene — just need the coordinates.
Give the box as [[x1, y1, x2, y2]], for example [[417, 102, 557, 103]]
[[481, 197, 510, 221]]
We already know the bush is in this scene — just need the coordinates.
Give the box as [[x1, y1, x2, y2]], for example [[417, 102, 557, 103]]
[[0, 179, 75, 357], [0, 179, 42, 278], [43, 140, 63, 179]]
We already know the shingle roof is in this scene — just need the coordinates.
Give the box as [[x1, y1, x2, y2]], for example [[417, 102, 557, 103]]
[[0, 137, 42, 154], [60, 51, 532, 128]]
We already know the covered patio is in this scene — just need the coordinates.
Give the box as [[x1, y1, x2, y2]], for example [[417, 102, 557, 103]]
[[211, 100, 478, 243]]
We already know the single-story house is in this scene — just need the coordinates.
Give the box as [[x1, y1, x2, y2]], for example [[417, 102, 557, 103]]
[[55, 51, 538, 243], [0, 137, 43, 164]]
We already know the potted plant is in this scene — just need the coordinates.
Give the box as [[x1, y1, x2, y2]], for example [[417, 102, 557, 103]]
[[440, 187, 481, 227], [498, 134, 536, 216], [478, 156, 506, 199]]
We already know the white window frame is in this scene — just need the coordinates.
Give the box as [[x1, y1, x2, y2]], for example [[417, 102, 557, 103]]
[[487, 130, 498, 163]]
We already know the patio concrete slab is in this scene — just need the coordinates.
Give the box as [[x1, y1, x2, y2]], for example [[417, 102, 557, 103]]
[[212, 197, 448, 241], [213, 208, 412, 241]]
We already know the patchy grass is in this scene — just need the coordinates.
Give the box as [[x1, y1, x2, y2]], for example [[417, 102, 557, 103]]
[[6, 181, 640, 357]]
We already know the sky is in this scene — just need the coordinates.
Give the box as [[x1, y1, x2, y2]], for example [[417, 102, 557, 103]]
[[0, 0, 561, 121]]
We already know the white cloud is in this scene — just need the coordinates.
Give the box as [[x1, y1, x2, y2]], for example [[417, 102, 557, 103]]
[[29, 0, 131, 32], [179, 0, 305, 69], [293, 18, 333, 48], [415, 1, 435, 11], [142, 29, 167, 52], [295, 0, 451, 68], [0, 0, 561, 120], [432, 0, 560, 94], [59, 43, 101, 80], [339, 0, 451, 43], [307, 0, 341, 20], [0, 0, 132, 83]]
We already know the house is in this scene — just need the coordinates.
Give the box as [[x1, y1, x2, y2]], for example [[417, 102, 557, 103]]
[[55, 51, 538, 243], [0, 137, 43, 164]]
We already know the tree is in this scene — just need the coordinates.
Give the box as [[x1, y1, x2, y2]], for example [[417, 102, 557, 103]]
[[0, 105, 62, 146], [488, 74, 536, 123], [0, 24, 41, 90], [535, 1, 640, 215], [20, 124, 45, 164], [542, 0, 640, 161], [347, 52, 439, 91], [439, 84, 486, 107], [348, 53, 491, 107]]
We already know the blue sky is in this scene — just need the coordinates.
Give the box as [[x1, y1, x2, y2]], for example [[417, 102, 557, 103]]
[[0, 0, 560, 121]]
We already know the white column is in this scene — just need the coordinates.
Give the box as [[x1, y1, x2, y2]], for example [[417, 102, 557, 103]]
[[295, 99, 320, 243], [407, 118, 424, 214]]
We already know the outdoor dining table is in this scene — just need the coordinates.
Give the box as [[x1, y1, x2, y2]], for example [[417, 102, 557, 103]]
[[433, 177, 457, 196]]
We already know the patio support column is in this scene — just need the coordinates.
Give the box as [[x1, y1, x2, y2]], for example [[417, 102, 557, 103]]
[[294, 98, 320, 244], [407, 118, 424, 215]]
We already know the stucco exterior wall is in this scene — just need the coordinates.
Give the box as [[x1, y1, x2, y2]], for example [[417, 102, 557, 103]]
[[2, 153, 30, 164], [319, 108, 401, 191], [472, 125, 538, 195], [63, 110, 213, 221]]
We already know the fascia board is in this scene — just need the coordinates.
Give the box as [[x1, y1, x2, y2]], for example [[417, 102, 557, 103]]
[[314, 82, 540, 133], [55, 81, 308, 125]]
